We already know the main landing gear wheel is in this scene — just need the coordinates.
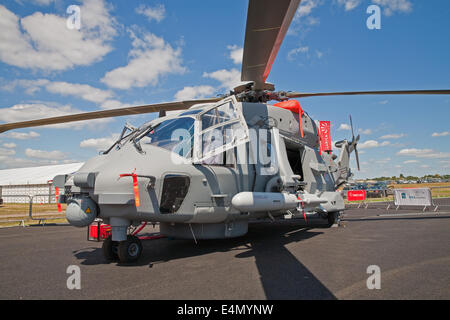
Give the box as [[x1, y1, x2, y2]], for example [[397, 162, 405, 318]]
[[118, 235, 143, 263], [102, 236, 119, 261], [325, 212, 339, 228]]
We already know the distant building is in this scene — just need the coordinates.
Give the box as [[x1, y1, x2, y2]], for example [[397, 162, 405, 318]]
[[0, 163, 84, 203]]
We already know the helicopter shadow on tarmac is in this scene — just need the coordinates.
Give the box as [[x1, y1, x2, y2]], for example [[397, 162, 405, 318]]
[[74, 220, 336, 299]]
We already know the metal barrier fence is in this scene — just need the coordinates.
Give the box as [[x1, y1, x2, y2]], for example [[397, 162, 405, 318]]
[[0, 194, 63, 226], [429, 186, 450, 211], [345, 186, 450, 212]]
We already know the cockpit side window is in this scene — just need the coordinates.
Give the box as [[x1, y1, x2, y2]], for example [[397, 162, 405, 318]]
[[193, 96, 249, 165]]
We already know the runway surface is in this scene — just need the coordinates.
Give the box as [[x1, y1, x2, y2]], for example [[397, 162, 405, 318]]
[[0, 205, 449, 300]]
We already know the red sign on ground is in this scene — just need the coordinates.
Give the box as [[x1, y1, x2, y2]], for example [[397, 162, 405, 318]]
[[347, 190, 367, 201]]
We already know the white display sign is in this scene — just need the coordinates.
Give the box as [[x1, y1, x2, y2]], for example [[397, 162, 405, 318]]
[[393, 188, 432, 207]]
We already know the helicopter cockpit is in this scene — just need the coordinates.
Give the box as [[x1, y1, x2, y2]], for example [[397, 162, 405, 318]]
[[116, 96, 250, 164]]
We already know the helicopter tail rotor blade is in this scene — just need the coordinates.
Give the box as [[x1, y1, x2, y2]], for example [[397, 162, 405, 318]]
[[353, 133, 361, 171], [349, 114, 355, 140], [355, 146, 361, 171], [241, 0, 300, 90], [349, 114, 360, 171], [286, 89, 450, 99], [0, 98, 221, 134]]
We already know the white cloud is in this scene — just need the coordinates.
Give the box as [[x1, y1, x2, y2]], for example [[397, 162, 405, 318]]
[[202, 68, 242, 91], [25, 148, 66, 160], [227, 45, 243, 65], [0, 0, 117, 71], [76, 0, 117, 40], [403, 160, 419, 164], [379, 133, 406, 139], [4, 79, 129, 109], [6, 131, 40, 140], [295, 0, 320, 19], [379, 100, 389, 105], [175, 85, 216, 101], [396, 148, 450, 159], [0, 155, 80, 169], [101, 31, 185, 89], [2, 143, 16, 148], [0, 147, 16, 156], [287, 46, 309, 60], [335, 0, 412, 15], [174, 45, 244, 100], [0, 103, 111, 130], [2, 79, 50, 94], [99, 99, 132, 110], [80, 134, 119, 151], [45, 81, 114, 104], [359, 128, 372, 135], [440, 160, 450, 168], [306, 16, 320, 26], [372, 0, 413, 16], [28, 0, 59, 6], [358, 140, 390, 149], [375, 157, 391, 164], [338, 123, 351, 131], [136, 4, 165, 22], [432, 131, 449, 137], [337, 0, 361, 11]]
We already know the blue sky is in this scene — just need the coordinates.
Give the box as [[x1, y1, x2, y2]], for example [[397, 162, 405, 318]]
[[0, 0, 449, 178]]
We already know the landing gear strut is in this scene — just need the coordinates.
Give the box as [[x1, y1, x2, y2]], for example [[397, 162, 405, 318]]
[[102, 236, 119, 261]]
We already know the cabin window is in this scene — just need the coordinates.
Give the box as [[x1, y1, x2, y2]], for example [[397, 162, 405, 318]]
[[193, 96, 249, 164]]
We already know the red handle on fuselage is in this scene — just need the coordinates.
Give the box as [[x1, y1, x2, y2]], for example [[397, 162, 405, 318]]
[[55, 187, 62, 212], [119, 171, 140, 207]]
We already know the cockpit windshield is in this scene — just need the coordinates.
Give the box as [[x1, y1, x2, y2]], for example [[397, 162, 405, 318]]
[[117, 97, 247, 161], [135, 117, 195, 157]]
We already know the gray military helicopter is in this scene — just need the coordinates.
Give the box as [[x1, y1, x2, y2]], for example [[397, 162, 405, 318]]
[[1, 0, 449, 263]]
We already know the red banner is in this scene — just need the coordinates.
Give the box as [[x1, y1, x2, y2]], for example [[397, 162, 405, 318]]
[[319, 121, 332, 153], [347, 190, 366, 201]]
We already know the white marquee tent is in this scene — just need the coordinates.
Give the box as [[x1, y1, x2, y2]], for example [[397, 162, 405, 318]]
[[0, 162, 84, 203]]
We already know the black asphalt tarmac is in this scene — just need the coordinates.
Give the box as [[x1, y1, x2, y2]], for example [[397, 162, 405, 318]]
[[0, 205, 449, 300]]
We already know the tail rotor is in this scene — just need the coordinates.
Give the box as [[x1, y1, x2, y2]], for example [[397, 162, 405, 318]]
[[349, 115, 360, 171]]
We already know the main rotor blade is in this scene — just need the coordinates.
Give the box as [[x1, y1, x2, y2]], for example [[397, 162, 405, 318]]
[[286, 89, 450, 99], [241, 0, 301, 89], [0, 98, 221, 134]]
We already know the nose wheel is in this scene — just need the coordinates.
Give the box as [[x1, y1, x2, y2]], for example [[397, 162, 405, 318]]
[[118, 235, 143, 263], [102, 235, 143, 263]]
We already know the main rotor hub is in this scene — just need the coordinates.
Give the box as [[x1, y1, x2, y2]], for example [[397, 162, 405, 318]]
[[231, 81, 289, 103]]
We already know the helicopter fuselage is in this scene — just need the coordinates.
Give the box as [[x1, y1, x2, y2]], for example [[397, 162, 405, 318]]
[[56, 97, 347, 242]]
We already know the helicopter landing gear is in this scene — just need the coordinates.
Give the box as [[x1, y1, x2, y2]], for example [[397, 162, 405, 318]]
[[117, 235, 143, 263], [102, 236, 119, 261], [325, 211, 341, 228], [102, 235, 143, 263]]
